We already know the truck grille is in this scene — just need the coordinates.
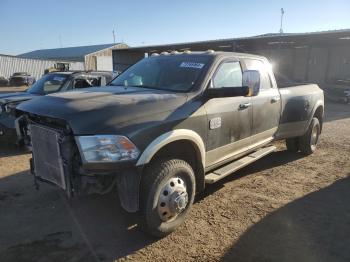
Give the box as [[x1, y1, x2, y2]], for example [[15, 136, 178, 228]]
[[29, 124, 67, 189]]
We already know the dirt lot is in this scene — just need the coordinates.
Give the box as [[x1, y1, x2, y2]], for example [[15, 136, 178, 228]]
[[0, 102, 349, 262], [0, 86, 28, 93]]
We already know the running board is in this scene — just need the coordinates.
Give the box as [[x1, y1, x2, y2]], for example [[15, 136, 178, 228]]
[[205, 145, 276, 184]]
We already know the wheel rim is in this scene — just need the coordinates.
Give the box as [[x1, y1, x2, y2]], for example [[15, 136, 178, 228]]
[[157, 176, 189, 222], [310, 124, 319, 150]]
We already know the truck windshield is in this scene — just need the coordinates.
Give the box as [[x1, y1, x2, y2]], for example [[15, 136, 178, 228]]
[[27, 74, 69, 95], [110, 55, 210, 92]]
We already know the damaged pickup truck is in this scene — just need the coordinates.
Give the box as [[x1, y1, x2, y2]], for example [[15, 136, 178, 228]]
[[16, 51, 324, 237]]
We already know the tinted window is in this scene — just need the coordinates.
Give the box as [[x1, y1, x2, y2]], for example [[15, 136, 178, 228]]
[[244, 59, 272, 89], [110, 55, 211, 92], [212, 62, 242, 88]]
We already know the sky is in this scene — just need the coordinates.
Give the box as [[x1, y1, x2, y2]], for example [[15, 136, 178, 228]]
[[0, 0, 349, 55]]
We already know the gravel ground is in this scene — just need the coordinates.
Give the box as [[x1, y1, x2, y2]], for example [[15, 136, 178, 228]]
[[0, 102, 349, 262]]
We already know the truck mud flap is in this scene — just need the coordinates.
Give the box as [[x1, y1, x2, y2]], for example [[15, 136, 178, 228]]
[[116, 168, 141, 213]]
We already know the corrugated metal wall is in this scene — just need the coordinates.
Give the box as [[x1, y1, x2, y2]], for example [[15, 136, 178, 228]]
[[0, 55, 84, 80], [112, 50, 145, 72], [252, 46, 350, 86]]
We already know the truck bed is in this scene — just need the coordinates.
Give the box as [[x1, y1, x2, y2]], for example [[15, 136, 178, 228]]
[[275, 83, 324, 139]]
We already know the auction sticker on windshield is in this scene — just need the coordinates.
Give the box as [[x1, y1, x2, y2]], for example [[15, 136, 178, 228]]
[[53, 76, 66, 81], [180, 62, 205, 69]]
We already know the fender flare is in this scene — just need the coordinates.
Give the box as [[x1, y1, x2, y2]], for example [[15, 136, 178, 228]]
[[309, 100, 324, 125], [136, 129, 206, 169]]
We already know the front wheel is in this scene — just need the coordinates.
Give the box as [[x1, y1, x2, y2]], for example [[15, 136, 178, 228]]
[[140, 158, 196, 238]]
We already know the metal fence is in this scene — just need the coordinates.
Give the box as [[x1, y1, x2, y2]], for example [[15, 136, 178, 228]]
[[0, 55, 84, 80]]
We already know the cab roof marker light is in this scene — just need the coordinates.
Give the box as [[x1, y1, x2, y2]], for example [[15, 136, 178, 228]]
[[160, 52, 169, 55], [170, 51, 180, 55], [206, 49, 215, 53], [151, 53, 159, 56], [183, 50, 192, 54]]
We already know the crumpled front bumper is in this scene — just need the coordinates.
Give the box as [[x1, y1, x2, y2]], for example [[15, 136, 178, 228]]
[[0, 121, 17, 144]]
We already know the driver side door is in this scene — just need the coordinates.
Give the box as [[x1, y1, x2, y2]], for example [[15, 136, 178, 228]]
[[204, 60, 252, 168]]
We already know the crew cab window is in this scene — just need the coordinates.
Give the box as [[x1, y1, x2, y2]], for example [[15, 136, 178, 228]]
[[73, 77, 100, 89], [212, 62, 242, 88], [244, 59, 273, 89]]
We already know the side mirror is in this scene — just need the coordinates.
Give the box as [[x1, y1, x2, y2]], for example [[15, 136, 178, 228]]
[[243, 70, 260, 96], [205, 85, 249, 98]]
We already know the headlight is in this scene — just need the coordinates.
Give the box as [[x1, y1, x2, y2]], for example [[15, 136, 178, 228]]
[[76, 135, 140, 163], [4, 102, 18, 114]]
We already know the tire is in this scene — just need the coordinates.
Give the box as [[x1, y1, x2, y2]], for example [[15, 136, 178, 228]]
[[299, 117, 320, 155], [140, 158, 196, 238], [286, 137, 299, 152]]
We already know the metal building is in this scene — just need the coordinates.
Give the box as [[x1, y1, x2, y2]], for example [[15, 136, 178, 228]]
[[0, 54, 84, 80], [112, 29, 350, 90], [19, 43, 128, 71]]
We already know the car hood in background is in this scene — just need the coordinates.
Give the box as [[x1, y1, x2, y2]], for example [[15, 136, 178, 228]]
[[0, 92, 39, 104], [17, 86, 188, 134]]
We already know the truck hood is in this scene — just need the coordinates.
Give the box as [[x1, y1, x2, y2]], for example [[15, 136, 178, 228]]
[[0, 92, 38, 104], [17, 86, 188, 134]]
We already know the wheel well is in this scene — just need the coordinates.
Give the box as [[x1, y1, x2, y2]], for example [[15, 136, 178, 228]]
[[146, 140, 205, 192], [313, 106, 324, 132]]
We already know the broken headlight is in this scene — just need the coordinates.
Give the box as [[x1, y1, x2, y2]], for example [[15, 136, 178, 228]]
[[76, 135, 140, 163]]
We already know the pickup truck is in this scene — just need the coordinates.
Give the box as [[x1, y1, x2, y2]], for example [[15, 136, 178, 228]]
[[16, 51, 324, 237], [0, 71, 113, 145]]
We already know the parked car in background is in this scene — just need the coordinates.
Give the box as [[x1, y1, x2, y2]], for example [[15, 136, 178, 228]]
[[0, 70, 113, 145], [16, 51, 324, 237], [9, 72, 36, 86], [0, 76, 9, 86]]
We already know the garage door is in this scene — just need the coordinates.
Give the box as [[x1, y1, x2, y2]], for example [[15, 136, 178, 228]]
[[96, 56, 113, 71]]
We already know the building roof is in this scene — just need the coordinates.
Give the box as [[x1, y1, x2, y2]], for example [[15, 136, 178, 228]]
[[114, 28, 350, 53], [18, 43, 122, 61]]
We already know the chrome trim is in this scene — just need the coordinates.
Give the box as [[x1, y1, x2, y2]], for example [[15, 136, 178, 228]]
[[136, 129, 206, 168]]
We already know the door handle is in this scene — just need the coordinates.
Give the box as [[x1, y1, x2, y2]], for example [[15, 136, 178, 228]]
[[239, 103, 251, 109], [271, 96, 281, 103]]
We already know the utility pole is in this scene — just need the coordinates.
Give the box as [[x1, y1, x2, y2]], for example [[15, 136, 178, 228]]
[[280, 8, 285, 34], [112, 29, 116, 43]]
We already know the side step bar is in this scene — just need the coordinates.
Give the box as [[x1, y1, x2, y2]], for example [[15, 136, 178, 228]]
[[205, 145, 276, 184]]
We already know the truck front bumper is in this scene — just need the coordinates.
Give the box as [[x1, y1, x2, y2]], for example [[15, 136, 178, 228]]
[[28, 123, 142, 212]]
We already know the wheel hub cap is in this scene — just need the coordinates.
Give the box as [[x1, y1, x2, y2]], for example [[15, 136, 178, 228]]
[[311, 125, 319, 147], [157, 177, 188, 222]]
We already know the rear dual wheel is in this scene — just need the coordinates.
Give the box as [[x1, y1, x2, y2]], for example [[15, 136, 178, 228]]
[[285, 117, 320, 155], [140, 158, 195, 238]]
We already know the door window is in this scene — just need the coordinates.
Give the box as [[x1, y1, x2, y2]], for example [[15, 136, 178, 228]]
[[244, 59, 273, 89], [212, 62, 242, 88]]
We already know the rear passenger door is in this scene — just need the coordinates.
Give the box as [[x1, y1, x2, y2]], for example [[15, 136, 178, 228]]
[[243, 59, 281, 144], [205, 60, 252, 167]]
